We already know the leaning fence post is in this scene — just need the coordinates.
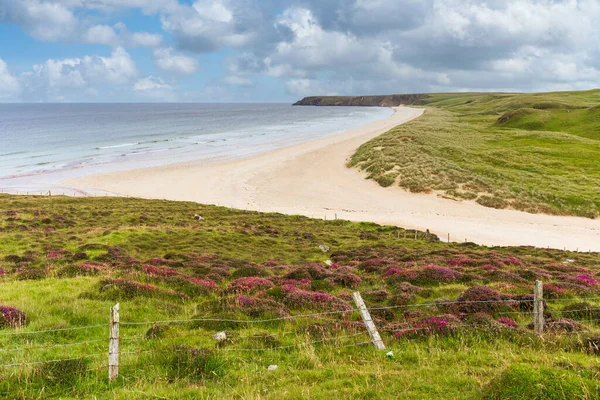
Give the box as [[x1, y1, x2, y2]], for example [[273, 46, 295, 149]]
[[352, 291, 385, 350], [108, 303, 120, 382], [533, 280, 544, 335]]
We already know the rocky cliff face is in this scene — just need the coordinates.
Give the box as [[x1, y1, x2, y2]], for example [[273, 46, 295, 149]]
[[293, 94, 428, 107]]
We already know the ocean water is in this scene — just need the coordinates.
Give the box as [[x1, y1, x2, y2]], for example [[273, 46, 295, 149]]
[[0, 103, 392, 194]]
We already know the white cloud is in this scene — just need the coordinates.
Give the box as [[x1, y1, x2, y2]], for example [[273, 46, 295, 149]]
[[128, 32, 163, 47], [83, 24, 119, 45], [160, 0, 260, 52], [224, 75, 253, 86], [134, 76, 171, 91], [0, 0, 78, 41], [153, 47, 199, 75], [81, 47, 138, 84], [19, 47, 138, 101], [0, 59, 21, 99]]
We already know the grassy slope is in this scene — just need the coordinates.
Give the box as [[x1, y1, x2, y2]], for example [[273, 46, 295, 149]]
[[348, 90, 600, 217], [3, 195, 600, 398]]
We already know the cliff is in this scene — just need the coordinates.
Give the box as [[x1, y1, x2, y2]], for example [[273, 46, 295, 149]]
[[293, 94, 429, 107]]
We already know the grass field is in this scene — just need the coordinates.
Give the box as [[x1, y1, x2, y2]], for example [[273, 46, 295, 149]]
[[3, 195, 600, 398], [348, 90, 600, 217]]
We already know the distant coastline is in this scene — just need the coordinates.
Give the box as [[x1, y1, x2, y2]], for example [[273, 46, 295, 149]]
[[293, 94, 428, 107]]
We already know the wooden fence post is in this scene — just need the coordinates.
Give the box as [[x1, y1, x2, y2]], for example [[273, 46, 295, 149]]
[[108, 303, 120, 382], [533, 280, 544, 335], [352, 291, 385, 350]]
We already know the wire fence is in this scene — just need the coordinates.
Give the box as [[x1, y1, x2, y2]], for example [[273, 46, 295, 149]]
[[2, 286, 600, 377]]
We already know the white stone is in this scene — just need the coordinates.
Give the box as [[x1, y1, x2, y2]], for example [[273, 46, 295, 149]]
[[267, 364, 278, 371], [212, 331, 227, 341]]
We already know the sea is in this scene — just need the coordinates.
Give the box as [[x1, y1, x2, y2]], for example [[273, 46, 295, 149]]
[[0, 103, 392, 195]]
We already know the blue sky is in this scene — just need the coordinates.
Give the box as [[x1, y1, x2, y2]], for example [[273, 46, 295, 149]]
[[0, 0, 599, 103]]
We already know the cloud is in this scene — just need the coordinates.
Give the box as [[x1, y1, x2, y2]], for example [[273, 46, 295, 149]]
[[128, 31, 163, 47], [160, 0, 263, 52], [0, 0, 78, 41], [83, 24, 119, 45], [253, 0, 600, 95], [133, 75, 177, 101], [19, 47, 138, 101], [224, 75, 253, 86], [134, 76, 171, 91], [153, 47, 199, 75], [0, 59, 20, 100], [3, 0, 600, 100], [1, 1, 163, 47]]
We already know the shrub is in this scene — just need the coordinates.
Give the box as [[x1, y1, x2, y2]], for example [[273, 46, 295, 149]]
[[228, 277, 274, 293], [279, 284, 352, 311], [17, 267, 47, 280], [143, 265, 179, 278], [231, 265, 269, 278], [497, 317, 518, 328], [188, 278, 218, 292], [570, 275, 599, 287], [329, 273, 362, 288], [0, 306, 26, 329], [166, 346, 226, 380], [452, 286, 511, 316], [385, 265, 461, 285], [59, 263, 103, 278], [395, 315, 460, 339], [236, 296, 288, 318], [363, 289, 390, 303], [543, 284, 567, 298], [547, 319, 586, 334], [419, 264, 462, 284], [98, 279, 187, 300], [281, 278, 312, 290]]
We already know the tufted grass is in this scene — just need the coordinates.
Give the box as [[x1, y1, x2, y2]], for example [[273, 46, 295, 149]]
[[349, 89, 600, 217]]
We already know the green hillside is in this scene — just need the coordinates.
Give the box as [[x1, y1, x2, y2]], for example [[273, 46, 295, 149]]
[[3, 195, 600, 398], [346, 89, 600, 217]]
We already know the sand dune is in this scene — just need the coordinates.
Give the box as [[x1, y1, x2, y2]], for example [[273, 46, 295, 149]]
[[67, 106, 600, 251]]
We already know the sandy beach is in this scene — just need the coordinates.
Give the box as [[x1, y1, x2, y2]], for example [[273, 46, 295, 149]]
[[67, 106, 600, 251]]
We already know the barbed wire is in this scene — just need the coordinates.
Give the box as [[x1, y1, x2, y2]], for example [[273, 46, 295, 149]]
[[0, 353, 103, 369], [0, 324, 107, 337], [120, 309, 353, 326], [545, 297, 600, 303], [0, 339, 105, 354]]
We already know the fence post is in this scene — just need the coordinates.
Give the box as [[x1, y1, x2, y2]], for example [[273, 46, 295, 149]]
[[352, 291, 385, 350], [108, 303, 120, 382], [533, 280, 544, 335]]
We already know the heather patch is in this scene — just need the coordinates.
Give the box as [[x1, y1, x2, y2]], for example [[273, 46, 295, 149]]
[[394, 315, 460, 339], [279, 284, 352, 311], [228, 277, 274, 293], [97, 279, 188, 300], [451, 286, 514, 316], [570, 275, 599, 287], [0, 305, 26, 329]]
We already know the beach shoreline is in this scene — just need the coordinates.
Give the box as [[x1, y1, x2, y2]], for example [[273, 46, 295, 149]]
[[66, 106, 600, 251]]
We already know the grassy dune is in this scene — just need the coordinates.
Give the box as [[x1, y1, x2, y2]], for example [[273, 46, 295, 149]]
[[3, 195, 600, 398], [348, 90, 600, 217]]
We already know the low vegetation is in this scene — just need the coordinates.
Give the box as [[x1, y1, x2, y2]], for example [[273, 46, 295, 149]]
[[2, 195, 600, 398], [346, 89, 600, 217]]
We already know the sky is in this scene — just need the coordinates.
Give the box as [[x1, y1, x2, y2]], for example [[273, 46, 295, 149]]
[[0, 0, 599, 103]]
